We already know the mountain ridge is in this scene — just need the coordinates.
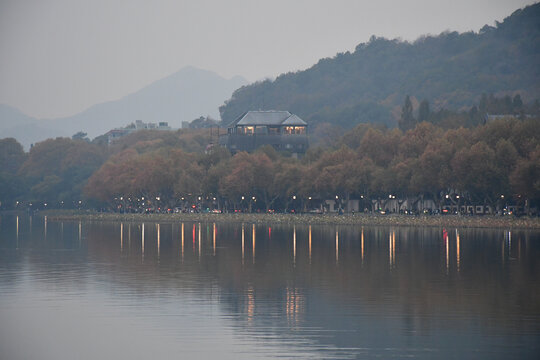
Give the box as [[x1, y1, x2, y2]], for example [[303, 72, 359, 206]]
[[1, 66, 247, 149], [219, 3, 540, 128]]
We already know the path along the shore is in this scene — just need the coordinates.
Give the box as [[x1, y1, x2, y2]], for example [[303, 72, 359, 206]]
[[38, 211, 540, 229]]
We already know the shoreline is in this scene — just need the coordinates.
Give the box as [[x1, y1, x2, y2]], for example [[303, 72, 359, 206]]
[[21, 210, 540, 229]]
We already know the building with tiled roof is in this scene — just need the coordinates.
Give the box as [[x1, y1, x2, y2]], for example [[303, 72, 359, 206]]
[[219, 111, 308, 157]]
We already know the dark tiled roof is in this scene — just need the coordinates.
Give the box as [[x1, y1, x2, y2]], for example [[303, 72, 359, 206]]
[[232, 111, 307, 127], [282, 114, 307, 126]]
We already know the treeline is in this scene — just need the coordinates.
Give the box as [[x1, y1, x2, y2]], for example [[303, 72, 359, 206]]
[[219, 3, 540, 129], [1, 116, 538, 213], [0, 129, 213, 209]]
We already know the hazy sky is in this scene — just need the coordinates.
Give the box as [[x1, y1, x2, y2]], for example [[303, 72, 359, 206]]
[[0, 0, 535, 119]]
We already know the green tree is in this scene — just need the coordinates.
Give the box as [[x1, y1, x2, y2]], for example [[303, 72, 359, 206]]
[[418, 99, 430, 123], [510, 146, 540, 213], [399, 95, 416, 131]]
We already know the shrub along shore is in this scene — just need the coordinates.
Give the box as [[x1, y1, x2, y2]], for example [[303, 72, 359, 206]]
[[37, 210, 540, 229]]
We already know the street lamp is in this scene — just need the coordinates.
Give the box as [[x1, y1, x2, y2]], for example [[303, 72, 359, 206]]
[[292, 195, 296, 200]]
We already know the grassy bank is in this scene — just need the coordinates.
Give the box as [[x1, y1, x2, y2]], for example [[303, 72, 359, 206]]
[[37, 210, 540, 229]]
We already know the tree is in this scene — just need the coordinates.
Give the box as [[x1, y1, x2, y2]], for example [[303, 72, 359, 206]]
[[72, 131, 89, 141], [399, 95, 416, 131], [418, 99, 430, 123], [19, 138, 106, 203], [510, 146, 540, 212], [0, 138, 26, 175], [451, 141, 502, 203], [512, 94, 523, 111]]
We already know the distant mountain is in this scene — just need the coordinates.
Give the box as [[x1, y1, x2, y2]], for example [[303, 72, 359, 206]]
[[0, 104, 64, 150], [1, 66, 247, 149], [220, 3, 540, 128]]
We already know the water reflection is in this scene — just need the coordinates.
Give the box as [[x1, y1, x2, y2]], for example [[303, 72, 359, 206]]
[[335, 228, 339, 264], [389, 229, 396, 268], [456, 229, 460, 272], [156, 223, 160, 260], [293, 225, 296, 266], [0, 217, 539, 360], [213, 222, 216, 256], [120, 222, 123, 253], [141, 222, 145, 260], [181, 222, 184, 261], [361, 227, 364, 265], [241, 223, 245, 265], [308, 225, 312, 264]]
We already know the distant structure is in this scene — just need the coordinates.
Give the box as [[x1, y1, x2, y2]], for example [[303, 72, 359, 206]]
[[219, 111, 308, 157], [106, 120, 172, 144], [483, 113, 534, 123], [186, 116, 219, 129]]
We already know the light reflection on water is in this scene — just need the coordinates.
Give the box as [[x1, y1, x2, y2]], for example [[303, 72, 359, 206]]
[[0, 215, 539, 359]]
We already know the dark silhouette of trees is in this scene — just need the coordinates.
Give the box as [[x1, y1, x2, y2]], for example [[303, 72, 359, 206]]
[[399, 95, 416, 132]]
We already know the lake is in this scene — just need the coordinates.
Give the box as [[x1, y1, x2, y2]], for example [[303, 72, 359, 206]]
[[1, 215, 539, 359]]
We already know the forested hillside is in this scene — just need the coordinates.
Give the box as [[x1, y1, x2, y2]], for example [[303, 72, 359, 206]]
[[220, 3, 540, 128], [1, 114, 538, 213]]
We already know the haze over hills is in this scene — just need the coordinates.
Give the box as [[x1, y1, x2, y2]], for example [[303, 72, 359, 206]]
[[220, 3, 540, 128], [0, 66, 246, 149]]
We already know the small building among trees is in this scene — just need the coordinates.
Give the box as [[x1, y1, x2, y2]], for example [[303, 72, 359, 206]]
[[219, 111, 308, 157]]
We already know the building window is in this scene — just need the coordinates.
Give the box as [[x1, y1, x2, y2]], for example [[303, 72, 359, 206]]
[[255, 126, 267, 134], [283, 126, 306, 135], [268, 127, 280, 134]]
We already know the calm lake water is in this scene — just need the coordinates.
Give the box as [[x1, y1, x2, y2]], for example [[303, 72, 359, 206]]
[[0, 215, 539, 359]]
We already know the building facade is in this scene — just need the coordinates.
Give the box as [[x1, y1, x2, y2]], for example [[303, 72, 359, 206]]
[[105, 120, 172, 144], [219, 111, 308, 156]]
